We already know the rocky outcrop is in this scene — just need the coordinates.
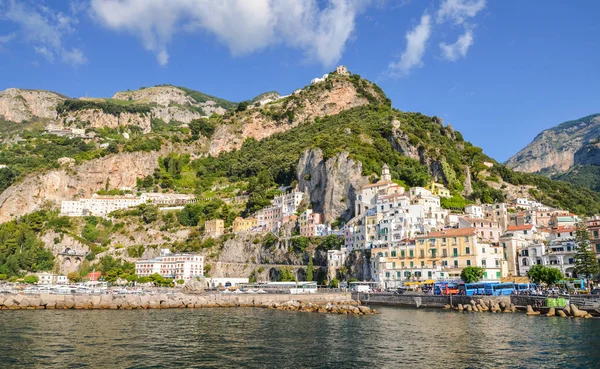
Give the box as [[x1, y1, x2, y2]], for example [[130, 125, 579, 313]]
[[506, 113, 600, 174], [208, 78, 369, 155], [151, 106, 203, 124], [0, 88, 65, 122], [62, 109, 152, 133], [113, 86, 227, 116], [297, 148, 368, 223], [0, 151, 161, 223]]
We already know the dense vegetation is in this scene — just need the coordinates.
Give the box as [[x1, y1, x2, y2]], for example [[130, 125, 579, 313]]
[[56, 99, 152, 115], [554, 165, 600, 192], [0, 210, 62, 276], [171, 85, 237, 111]]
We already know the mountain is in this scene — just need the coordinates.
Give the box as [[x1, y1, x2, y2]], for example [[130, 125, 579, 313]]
[[506, 114, 600, 173], [506, 114, 600, 190]]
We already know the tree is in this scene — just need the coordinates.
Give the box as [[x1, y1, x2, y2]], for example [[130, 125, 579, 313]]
[[236, 101, 249, 113], [140, 204, 158, 224], [23, 275, 39, 284], [527, 264, 563, 286], [189, 118, 216, 139], [574, 225, 600, 279], [329, 278, 339, 288], [67, 271, 82, 282], [106, 141, 119, 154], [306, 255, 314, 281], [278, 267, 296, 282], [460, 266, 484, 283]]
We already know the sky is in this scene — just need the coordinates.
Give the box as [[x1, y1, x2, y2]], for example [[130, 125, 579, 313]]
[[0, 0, 599, 162]]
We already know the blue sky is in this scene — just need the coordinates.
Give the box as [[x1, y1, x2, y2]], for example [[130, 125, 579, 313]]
[[0, 0, 599, 162]]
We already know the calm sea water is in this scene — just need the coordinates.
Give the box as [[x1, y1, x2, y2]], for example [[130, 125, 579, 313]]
[[1, 306, 599, 368]]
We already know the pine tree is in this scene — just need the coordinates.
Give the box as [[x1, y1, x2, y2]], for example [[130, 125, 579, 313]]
[[574, 224, 600, 279], [306, 255, 314, 282]]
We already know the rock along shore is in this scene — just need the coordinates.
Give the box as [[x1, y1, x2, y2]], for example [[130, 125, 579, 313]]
[[0, 292, 375, 315]]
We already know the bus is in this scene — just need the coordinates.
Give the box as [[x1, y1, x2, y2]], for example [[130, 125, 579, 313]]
[[515, 283, 535, 293], [484, 282, 514, 296], [458, 283, 486, 296], [434, 282, 459, 295]]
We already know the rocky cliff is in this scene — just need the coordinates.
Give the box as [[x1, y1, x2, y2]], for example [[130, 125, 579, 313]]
[[0, 151, 162, 223], [296, 148, 368, 223], [208, 77, 369, 155], [506, 113, 600, 174], [61, 109, 153, 133], [0, 88, 65, 122]]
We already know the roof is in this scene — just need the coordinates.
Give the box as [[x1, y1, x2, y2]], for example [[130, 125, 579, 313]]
[[362, 181, 392, 189], [551, 225, 576, 234], [506, 225, 534, 231], [556, 216, 575, 221], [417, 228, 476, 238]]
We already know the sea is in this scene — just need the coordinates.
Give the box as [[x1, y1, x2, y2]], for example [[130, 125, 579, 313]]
[[1, 306, 599, 368]]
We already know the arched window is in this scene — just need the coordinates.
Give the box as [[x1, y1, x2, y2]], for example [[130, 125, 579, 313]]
[[377, 252, 383, 257]]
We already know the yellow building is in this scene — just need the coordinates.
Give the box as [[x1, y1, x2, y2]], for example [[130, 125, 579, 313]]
[[205, 219, 225, 237], [371, 228, 506, 288], [427, 182, 451, 198], [232, 217, 258, 233]]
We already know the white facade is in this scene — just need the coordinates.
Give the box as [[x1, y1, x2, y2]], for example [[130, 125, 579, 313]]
[[519, 241, 577, 277], [61, 193, 196, 217], [135, 249, 204, 281], [36, 273, 68, 285], [465, 205, 483, 219]]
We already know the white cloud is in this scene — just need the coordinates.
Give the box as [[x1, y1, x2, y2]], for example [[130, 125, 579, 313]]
[[0, 32, 16, 51], [439, 28, 473, 61], [0, 0, 86, 65], [387, 14, 431, 76], [89, 0, 366, 66], [437, 0, 486, 25]]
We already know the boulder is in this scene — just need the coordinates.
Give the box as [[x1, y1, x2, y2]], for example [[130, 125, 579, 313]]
[[526, 305, 540, 316], [457, 304, 464, 311], [546, 307, 555, 317], [466, 305, 473, 312], [183, 279, 205, 294], [558, 310, 568, 318]]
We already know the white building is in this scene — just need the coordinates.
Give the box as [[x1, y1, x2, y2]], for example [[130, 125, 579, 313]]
[[465, 205, 483, 219], [61, 193, 196, 217], [36, 273, 68, 285], [135, 249, 204, 281], [519, 241, 577, 278]]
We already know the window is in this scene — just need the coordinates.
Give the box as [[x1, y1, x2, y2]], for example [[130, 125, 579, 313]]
[[466, 260, 471, 266], [428, 271, 432, 277], [465, 247, 470, 254], [482, 248, 486, 254], [453, 260, 458, 267], [385, 272, 390, 278], [397, 272, 401, 278], [401, 250, 405, 257], [404, 271, 411, 277], [410, 261, 414, 268], [409, 250, 414, 257], [465, 237, 469, 242], [495, 259, 500, 266], [401, 262, 405, 267], [453, 248, 458, 257], [420, 250, 425, 258], [392, 262, 396, 268], [421, 261, 425, 267], [524, 230, 528, 235], [482, 260, 487, 266], [391, 251, 397, 257]]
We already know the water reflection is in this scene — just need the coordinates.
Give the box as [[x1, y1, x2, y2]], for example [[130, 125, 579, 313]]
[[0, 307, 599, 368]]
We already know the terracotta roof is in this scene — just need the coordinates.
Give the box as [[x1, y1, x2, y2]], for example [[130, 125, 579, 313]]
[[362, 181, 392, 189], [551, 225, 576, 234], [417, 228, 476, 238], [506, 225, 534, 231]]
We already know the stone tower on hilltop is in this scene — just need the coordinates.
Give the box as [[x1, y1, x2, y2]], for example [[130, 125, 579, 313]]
[[381, 163, 391, 182], [336, 65, 349, 75]]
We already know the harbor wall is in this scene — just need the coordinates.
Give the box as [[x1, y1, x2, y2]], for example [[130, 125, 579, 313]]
[[353, 292, 510, 308], [0, 292, 354, 310]]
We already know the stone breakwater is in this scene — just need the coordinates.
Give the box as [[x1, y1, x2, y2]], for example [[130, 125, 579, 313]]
[[265, 300, 376, 315], [0, 292, 358, 313]]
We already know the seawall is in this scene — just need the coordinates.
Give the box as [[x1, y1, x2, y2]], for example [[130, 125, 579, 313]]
[[0, 292, 354, 310], [353, 292, 510, 308]]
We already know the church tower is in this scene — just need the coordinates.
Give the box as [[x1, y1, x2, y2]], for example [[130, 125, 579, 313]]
[[381, 163, 391, 182]]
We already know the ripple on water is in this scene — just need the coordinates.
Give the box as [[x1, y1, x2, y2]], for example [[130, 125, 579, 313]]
[[0, 307, 599, 368]]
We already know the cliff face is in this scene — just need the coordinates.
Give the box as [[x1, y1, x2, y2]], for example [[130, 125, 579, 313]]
[[296, 148, 368, 223], [113, 86, 227, 116], [0, 151, 161, 223], [0, 88, 65, 122], [506, 114, 600, 174], [62, 109, 153, 133], [208, 78, 369, 155]]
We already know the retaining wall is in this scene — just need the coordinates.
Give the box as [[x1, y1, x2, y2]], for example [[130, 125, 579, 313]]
[[354, 292, 510, 308], [0, 292, 354, 310]]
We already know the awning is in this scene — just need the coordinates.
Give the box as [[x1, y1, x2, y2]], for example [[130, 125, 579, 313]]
[[424, 280, 436, 284]]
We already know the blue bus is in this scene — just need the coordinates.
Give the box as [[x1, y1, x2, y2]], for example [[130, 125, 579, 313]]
[[515, 283, 535, 293], [458, 283, 486, 296], [484, 282, 514, 296], [434, 282, 459, 295]]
